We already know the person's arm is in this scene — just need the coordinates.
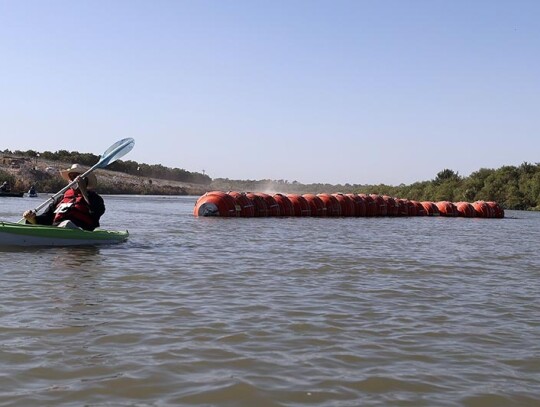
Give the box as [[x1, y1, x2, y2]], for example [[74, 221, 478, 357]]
[[87, 192, 105, 228], [23, 197, 60, 225], [89, 193, 105, 217], [75, 175, 91, 204]]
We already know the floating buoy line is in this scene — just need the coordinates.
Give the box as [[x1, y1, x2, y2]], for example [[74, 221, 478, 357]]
[[193, 191, 504, 218]]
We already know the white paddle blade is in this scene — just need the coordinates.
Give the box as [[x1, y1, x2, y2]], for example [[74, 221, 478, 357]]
[[98, 138, 135, 167]]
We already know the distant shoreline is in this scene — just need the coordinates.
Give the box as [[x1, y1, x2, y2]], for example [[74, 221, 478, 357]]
[[1, 156, 539, 211]]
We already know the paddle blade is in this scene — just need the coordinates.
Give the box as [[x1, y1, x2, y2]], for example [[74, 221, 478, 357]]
[[97, 137, 135, 168]]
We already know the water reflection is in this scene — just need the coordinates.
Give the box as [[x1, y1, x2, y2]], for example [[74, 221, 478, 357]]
[[51, 246, 102, 270]]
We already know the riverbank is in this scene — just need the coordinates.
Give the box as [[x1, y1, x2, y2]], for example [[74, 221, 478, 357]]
[[0, 158, 210, 196]]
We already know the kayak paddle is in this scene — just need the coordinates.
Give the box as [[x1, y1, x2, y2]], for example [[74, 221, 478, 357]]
[[18, 137, 135, 223]]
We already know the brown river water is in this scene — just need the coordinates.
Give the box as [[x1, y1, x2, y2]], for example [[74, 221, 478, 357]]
[[1, 195, 539, 406]]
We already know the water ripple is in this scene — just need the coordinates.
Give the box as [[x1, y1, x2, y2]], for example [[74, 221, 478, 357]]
[[1, 198, 540, 406]]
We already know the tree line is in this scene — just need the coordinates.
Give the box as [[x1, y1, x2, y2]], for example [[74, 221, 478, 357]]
[[211, 162, 540, 211]]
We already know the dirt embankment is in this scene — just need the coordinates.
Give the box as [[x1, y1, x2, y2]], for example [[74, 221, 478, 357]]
[[0, 157, 209, 196]]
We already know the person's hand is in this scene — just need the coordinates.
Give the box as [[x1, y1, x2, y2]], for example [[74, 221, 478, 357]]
[[23, 210, 37, 224], [74, 175, 87, 192], [74, 175, 90, 204]]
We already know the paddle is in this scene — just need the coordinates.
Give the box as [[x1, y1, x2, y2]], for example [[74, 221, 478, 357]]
[[18, 137, 135, 223]]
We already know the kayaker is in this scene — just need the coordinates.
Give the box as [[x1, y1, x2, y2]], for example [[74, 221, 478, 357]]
[[22, 164, 105, 231]]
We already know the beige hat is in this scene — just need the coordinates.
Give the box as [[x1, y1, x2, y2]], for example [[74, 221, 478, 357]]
[[60, 164, 97, 190]]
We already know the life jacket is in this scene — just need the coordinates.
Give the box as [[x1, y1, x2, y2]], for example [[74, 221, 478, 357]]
[[53, 189, 95, 229]]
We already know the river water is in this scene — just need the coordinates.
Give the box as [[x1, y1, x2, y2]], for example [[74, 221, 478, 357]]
[[0, 195, 539, 406]]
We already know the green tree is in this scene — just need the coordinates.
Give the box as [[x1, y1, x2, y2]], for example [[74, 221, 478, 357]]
[[434, 169, 461, 184]]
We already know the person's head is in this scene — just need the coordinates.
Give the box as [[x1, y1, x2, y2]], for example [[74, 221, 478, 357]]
[[60, 164, 97, 190]]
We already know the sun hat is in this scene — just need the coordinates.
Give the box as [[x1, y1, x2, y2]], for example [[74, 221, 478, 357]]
[[59, 164, 97, 190]]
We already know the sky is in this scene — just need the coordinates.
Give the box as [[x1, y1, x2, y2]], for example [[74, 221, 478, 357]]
[[1, 0, 539, 186]]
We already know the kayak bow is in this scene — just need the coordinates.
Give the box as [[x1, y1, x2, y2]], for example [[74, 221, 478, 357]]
[[0, 221, 128, 247]]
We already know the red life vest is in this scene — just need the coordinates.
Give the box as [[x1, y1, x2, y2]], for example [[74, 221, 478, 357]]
[[53, 189, 94, 228]]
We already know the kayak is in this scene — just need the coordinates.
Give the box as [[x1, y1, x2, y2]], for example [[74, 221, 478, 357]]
[[0, 221, 128, 247]]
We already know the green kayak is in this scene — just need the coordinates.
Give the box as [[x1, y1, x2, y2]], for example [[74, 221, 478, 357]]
[[0, 221, 129, 247]]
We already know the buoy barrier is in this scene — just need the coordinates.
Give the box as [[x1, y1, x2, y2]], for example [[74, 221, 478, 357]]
[[455, 201, 475, 218], [193, 192, 505, 219], [370, 194, 388, 216], [360, 194, 377, 217], [346, 193, 366, 216], [421, 201, 439, 216], [303, 194, 326, 217], [436, 201, 458, 217], [246, 193, 268, 217], [273, 193, 295, 216], [334, 193, 355, 217], [317, 194, 341, 216], [383, 195, 398, 216], [193, 191, 238, 217], [287, 194, 311, 216], [228, 191, 255, 217]]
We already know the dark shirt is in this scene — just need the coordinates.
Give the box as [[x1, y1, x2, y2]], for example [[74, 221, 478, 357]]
[[35, 190, 105, 231]]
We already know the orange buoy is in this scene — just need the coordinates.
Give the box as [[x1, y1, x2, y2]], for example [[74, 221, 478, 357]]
[[346, 194, 366, 216], [471, 201, 504, 218], [273, 193, 295, 216], [370, 194, 388, 216], [411, 200, 426, 216], [303, 194, 326, 216], [332, 194, 355, 217], [486, 201, 504, 218], [421, 201, 439, 216], [246, 192, 268, 217], [383, 196, 398, 216], [255, 192, 280, 216], [455, 201, 475, 217], [227, 191, 255, 217], [436, 201, 458, 217], [317, 193, 342, 216], [395, 198, 409, 216], [406, 200, 417, 216], [359, 194, 377, 216], [472, 201, 494, 218], [287, 194, 311, 216], [193, 191, 239, 217]]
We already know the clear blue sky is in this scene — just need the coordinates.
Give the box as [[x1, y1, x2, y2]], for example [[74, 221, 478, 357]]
[[1, 1, 538, 185]]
